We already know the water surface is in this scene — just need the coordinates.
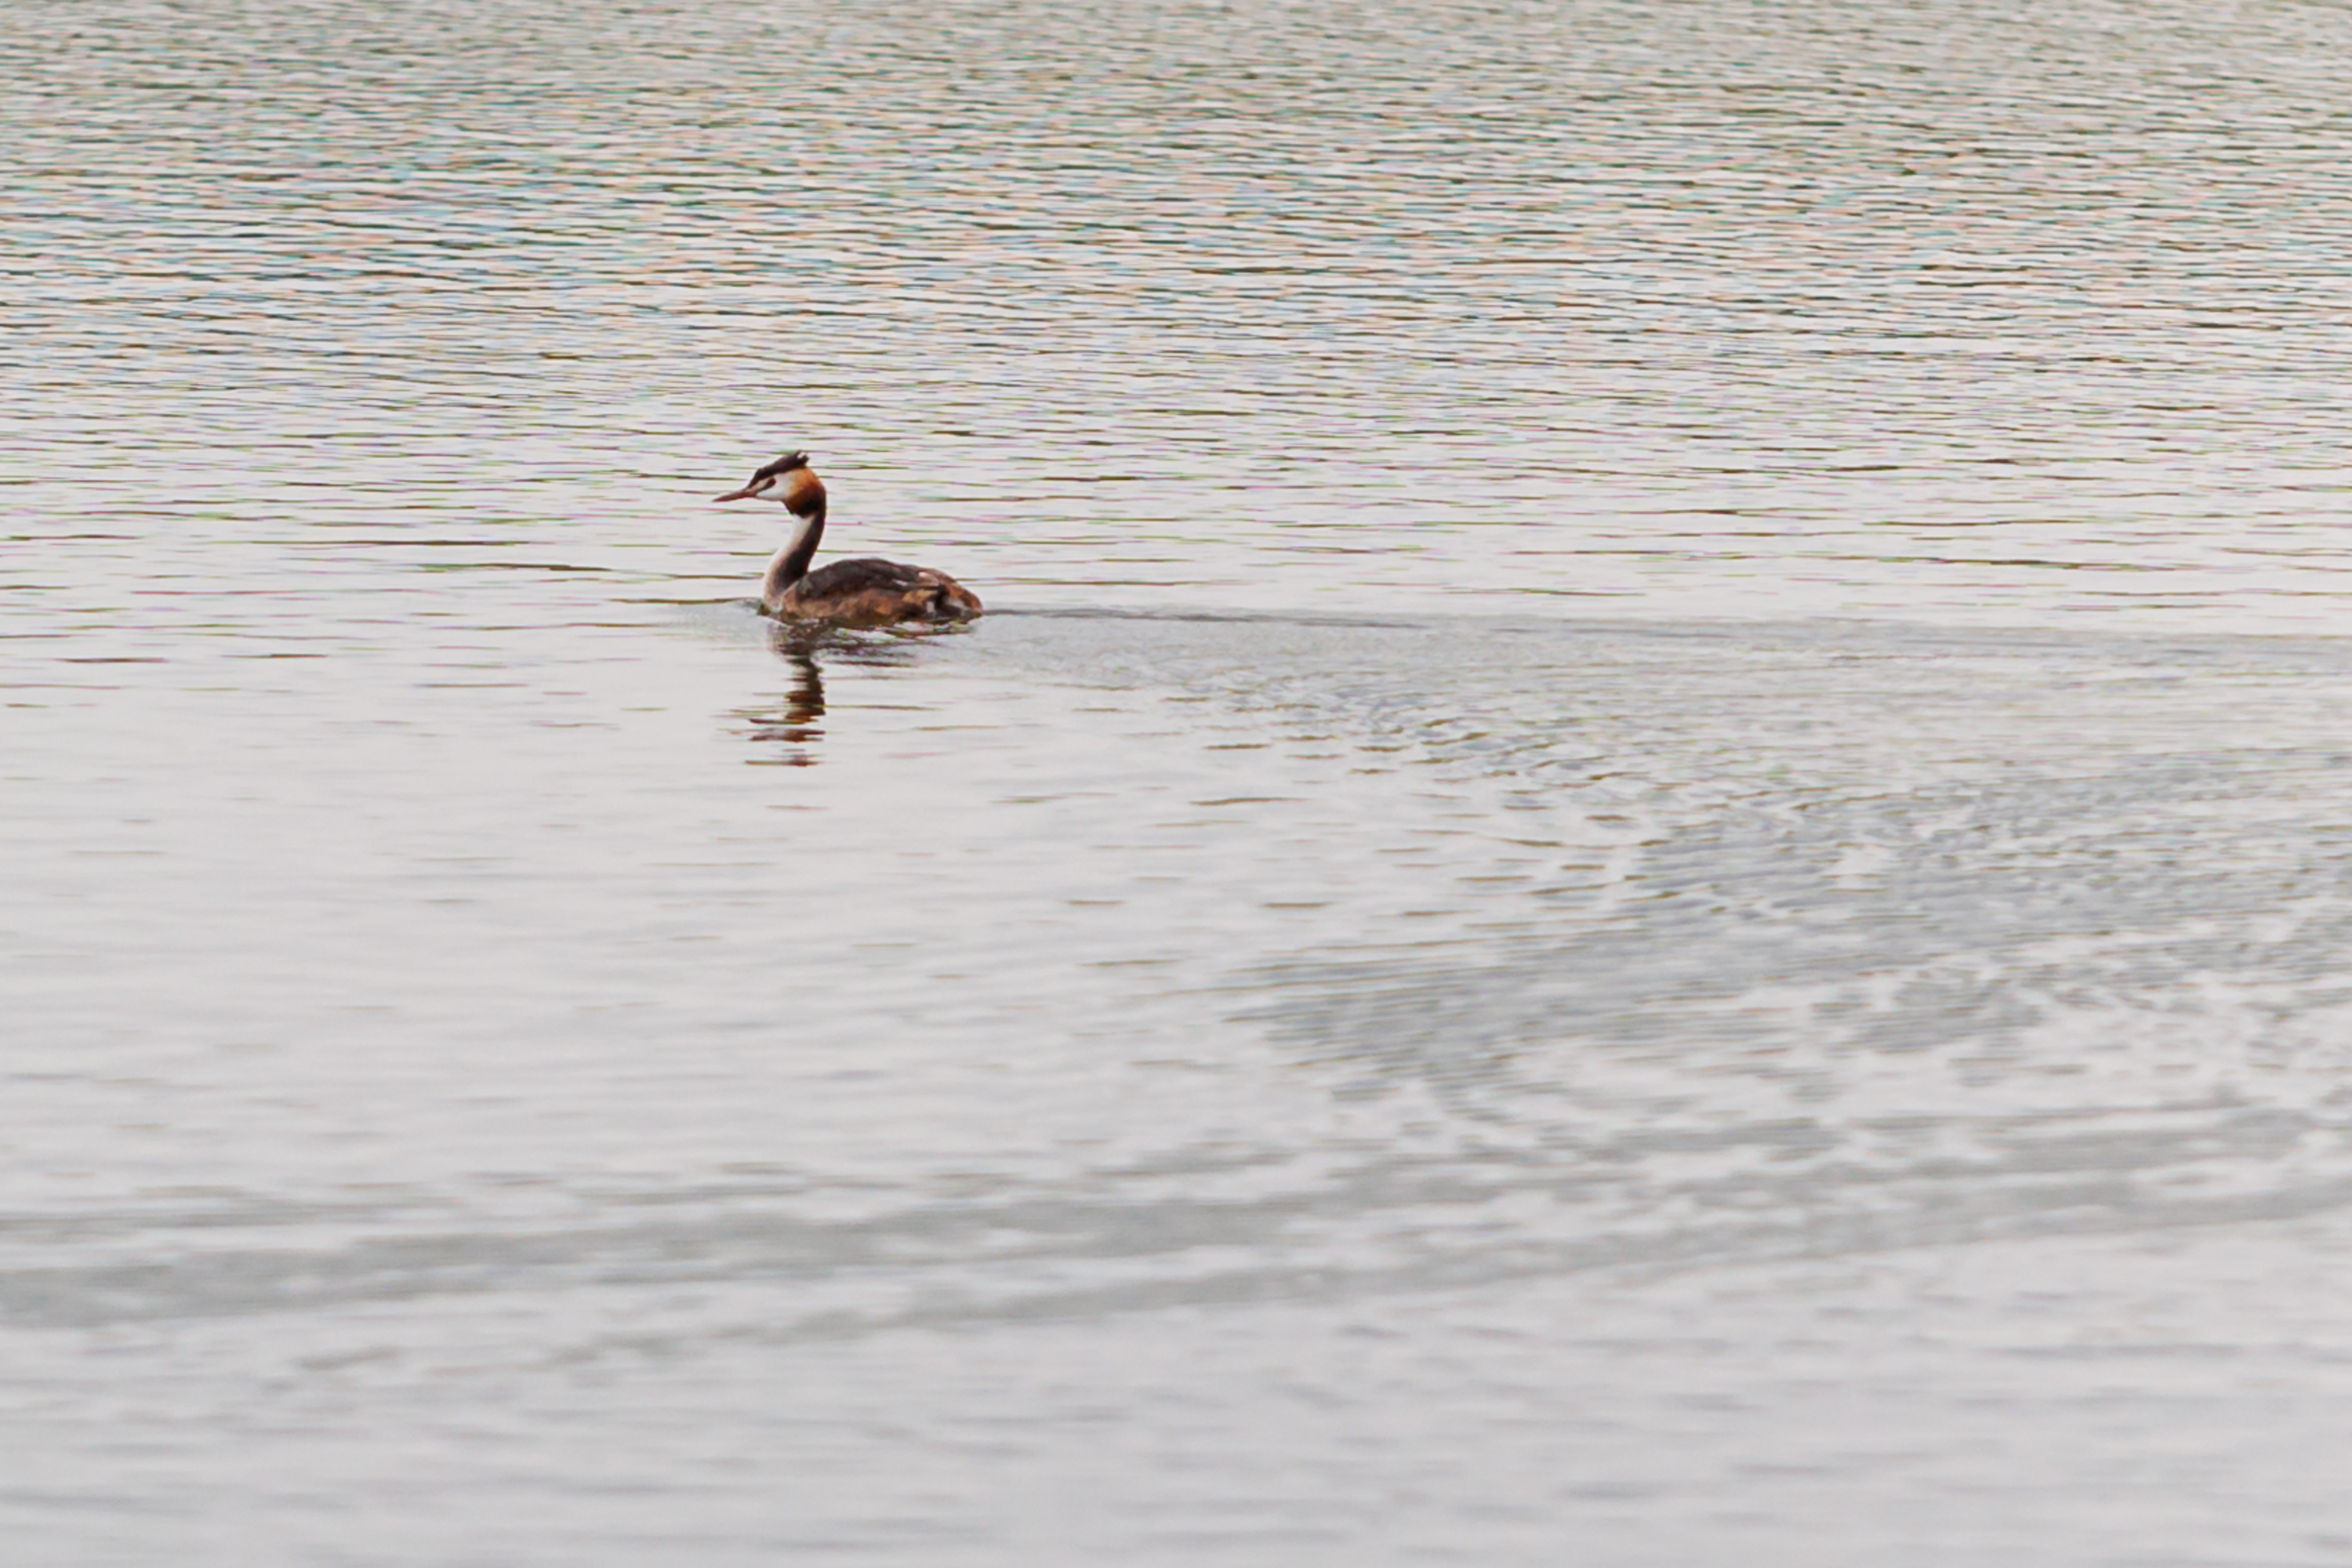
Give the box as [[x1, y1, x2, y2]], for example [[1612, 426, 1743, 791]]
[[11, 1, 2352, 1562]]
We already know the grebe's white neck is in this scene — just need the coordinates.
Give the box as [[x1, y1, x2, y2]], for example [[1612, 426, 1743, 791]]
[[760, 507, 826, 612]]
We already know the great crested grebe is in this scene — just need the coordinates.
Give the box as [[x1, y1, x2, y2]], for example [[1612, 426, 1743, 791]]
[[713, 452, 982, 627]]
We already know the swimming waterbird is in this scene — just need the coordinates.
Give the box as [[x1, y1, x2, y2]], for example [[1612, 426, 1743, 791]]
[[714, 452, 982, 627]]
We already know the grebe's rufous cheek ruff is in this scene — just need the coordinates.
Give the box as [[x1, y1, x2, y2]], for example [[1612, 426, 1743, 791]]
[[713, 451, 983, 629]]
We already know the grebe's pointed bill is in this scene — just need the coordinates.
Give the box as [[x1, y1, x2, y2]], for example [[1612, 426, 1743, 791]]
[[713, 481, 767, 503]]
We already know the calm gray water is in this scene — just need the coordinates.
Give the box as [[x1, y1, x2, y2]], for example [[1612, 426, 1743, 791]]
[[13, 0, 2352, 1562]]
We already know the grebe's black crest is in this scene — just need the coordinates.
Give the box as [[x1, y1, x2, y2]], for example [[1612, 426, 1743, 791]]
[[752, 450, 811, 482]]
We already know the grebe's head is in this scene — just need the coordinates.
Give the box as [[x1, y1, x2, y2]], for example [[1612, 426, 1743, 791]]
[[714, 451, 821, 511]]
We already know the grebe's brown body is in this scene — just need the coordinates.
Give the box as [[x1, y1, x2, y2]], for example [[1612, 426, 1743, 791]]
[[715, 452, 982, 628]]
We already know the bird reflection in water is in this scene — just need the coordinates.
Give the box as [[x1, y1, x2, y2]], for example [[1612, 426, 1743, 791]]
[[738, 626, 832, 768], [735, 623, 932, 766]]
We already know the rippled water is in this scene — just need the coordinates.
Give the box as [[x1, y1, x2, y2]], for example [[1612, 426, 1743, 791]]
[[13, 0, 2352, 1561]]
